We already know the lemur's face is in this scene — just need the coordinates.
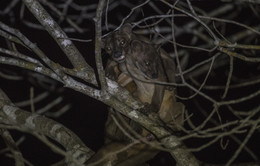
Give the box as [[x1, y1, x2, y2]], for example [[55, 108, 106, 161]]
[[129, 40, 160, 79], [102, 24, 132, 63]]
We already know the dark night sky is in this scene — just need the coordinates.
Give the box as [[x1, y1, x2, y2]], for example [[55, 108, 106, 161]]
[[1, 1, 260, 166]]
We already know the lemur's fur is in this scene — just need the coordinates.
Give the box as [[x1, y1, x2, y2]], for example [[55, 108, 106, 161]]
[[88, 24, 185, 166]]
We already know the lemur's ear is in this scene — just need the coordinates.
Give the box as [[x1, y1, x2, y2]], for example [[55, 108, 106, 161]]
[[119, 23, 132, 38], [101, 34, 112, 48]]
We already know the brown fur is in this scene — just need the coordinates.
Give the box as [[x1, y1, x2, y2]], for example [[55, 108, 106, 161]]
[[121, 39, 184, 128], [102, 23, 185, 140], [102, 23, 176, 83], [95, 24, 185, 166], [86, 142, 157, 166]]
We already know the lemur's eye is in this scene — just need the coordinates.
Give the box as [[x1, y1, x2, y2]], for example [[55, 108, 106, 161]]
[[145, 61, 150, 66], [120, 39, 126, 46], [106, 47, 111, 52]]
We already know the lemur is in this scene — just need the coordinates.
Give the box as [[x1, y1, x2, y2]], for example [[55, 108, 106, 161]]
[[87, 24, 185, 166], [102, 24, 184, 133]]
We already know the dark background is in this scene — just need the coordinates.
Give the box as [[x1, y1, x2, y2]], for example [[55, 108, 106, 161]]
[[1, 0, 260, 165]]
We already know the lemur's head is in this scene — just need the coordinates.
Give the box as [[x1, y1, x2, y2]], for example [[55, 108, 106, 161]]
[[129, 40, 160, 79], [102, 24, 132, 63]]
